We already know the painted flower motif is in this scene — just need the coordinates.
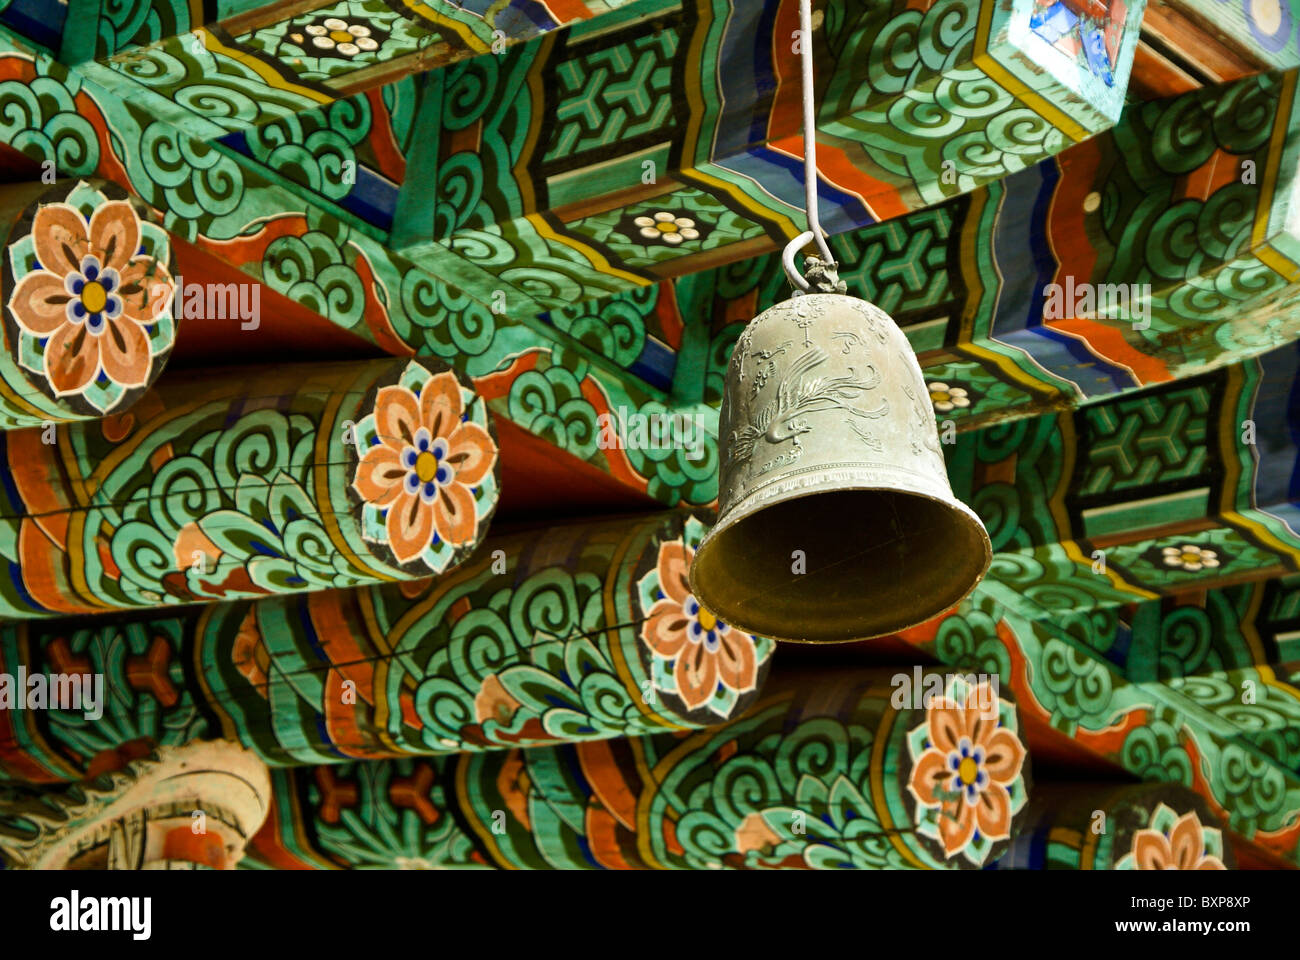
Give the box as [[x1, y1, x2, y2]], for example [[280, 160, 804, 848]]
[[352, 373, 496, 564], [634, 212, 700, 245], [928, 382, 970, 413], [8, 201, 172, 396], [640, 540, 758, 711], [907, 681, 1026, 858], [1115, 804, 1226, 870], [293, 17, 380, 56], [1162, 544, 1219, 572]]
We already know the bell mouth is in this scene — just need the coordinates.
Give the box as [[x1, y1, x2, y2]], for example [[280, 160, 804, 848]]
[[689, 487, 991, 643]]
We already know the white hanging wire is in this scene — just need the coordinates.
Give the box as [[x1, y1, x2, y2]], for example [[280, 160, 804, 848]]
[[782, 0, 835, 292]]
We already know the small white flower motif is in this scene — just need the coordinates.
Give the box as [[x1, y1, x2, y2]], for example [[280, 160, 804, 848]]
[[634, 211, 700, 245], [303, 17, 379, 56], [394, 856, 438, 870], [1161, 545, 1219, 573], [928, 382, 970, 413]]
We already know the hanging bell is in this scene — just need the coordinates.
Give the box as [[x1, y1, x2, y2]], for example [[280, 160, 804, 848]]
[[689, 290, 991, 643]]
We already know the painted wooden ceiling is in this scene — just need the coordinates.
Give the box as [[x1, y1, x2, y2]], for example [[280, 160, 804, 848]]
[[0, 0, 1298, 871]]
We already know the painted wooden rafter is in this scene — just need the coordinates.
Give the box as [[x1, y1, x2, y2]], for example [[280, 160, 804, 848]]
[[2, 0, 647, 67], [1153, 0, 1300, 74], [992, 782, 1238, 869], [1, 664, 1034, 869], [0, 354, 501, 619]]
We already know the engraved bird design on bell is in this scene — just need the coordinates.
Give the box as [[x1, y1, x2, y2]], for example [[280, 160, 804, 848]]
[[729, 345, 888, 470]]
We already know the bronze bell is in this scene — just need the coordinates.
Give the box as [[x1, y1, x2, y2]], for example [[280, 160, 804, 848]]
[[689, 292, 991, 643]]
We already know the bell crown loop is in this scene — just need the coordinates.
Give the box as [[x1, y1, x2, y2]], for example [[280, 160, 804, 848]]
[[689, 292, 991, 644], [796, 255, 847, 296]]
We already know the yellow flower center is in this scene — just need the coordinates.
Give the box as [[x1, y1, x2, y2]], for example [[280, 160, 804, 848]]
[[330, 29, 352, 42], [81, 281, 107, 315], [958, 756, 978, 785], [415, 451, 439, 484], [696, 608, 717, 632], [931, 391, 950, 403], [656, 221, 678, 233], [1181, 551, 1200, 564]]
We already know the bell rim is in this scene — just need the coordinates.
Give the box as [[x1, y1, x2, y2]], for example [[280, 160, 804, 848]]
[[689, 480, 992, 645], [719, 458, 960, 526]]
